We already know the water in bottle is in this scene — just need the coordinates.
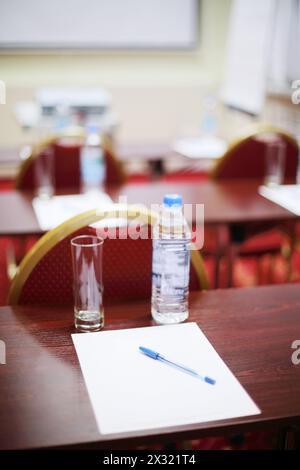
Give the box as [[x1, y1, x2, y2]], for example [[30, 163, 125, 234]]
[[80, 124, 106, 193], [151, 194, 190, 324]]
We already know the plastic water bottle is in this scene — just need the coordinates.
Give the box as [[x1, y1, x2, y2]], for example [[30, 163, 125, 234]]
[[201, 94, 218, 135], [151, 194, 191, 324], [55, 103, 70, 132], [80, 125, 106, 193]]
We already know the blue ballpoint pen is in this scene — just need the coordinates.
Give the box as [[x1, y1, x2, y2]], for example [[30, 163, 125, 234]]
[[139, 346, 216, 385]]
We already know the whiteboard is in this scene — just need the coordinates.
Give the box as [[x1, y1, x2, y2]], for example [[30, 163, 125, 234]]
[[0, 0, 198, 49], [221, 0, 275, 115]]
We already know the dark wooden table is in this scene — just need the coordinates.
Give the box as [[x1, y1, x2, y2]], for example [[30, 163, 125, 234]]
[[0, 143, 174, 179], [0, 179, 297, 236], [0, 148, 20, 178], [0, 284, 300, 450]]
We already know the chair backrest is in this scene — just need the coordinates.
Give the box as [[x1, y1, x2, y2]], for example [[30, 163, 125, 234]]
[[211, 124, 299, 181], [8, 205, 209, 306], [16, 132, 126, 192]]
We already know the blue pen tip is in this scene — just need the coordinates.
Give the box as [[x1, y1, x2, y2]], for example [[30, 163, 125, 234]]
[[205, 376, 216, 385]]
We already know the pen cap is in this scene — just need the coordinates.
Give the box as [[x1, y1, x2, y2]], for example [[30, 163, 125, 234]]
[[139, 346, 160, 359]]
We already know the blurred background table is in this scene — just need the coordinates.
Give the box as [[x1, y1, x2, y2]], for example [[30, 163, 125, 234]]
[[0, 141, 223, 182], [0, 179, 297, 237]]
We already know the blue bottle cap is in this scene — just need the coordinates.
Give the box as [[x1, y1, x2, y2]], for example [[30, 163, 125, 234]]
[[163, 194, 183, 207], [86, 124, 99, 134]]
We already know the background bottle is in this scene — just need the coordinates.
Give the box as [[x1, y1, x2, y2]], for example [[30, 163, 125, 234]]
[[55, 103, 70, 133], [151, 194, 190, 324], [80, 124, 106, 193], [200, 93, 218, 136]]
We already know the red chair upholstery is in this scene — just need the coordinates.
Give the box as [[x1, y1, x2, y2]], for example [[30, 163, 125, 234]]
[[211, 124, 298, 181], [0, 178, 14, 191], [8, 206, 208, 306], [162, 171, 208, 183], [16, 133, 126, 192]]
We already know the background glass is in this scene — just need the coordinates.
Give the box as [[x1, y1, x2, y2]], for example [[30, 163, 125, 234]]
[[34, 146, 55, 198], [264, 140, 286, 186], [71, 235, 104, 332]]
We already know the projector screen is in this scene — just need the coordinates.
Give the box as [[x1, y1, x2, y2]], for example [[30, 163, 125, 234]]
[[0, 0, 198, 49]]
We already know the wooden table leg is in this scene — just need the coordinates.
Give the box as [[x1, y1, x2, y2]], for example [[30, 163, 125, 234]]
[[226, 242, 240, 288], [227, 224, 247, 288], [276, 426, 299, 449]]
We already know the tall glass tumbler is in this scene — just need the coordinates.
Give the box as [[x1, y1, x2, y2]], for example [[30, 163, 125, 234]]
[[264, 140, 286, 186], [71, 235, 104, 332], [34, 146, 55, 199]]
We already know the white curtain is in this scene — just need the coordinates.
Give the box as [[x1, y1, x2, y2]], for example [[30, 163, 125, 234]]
[[287, 0, 300, 82], [268, 0, 300, 90], [222, 0, 300, 114]]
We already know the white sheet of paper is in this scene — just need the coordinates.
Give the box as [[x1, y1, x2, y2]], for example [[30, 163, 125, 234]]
[[259, 184, 300, 216], [172, 136, 227, 160], [32, 191, 113, 230], [72, 322, 260, 435]]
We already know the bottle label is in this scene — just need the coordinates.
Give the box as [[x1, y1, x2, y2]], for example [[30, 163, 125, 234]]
[[152, 241, 190, 296]]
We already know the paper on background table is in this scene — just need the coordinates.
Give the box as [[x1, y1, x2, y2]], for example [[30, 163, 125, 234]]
[[72, 322, 260, 435], [32, 191, 113, 230], [172, 136, 227, 160], [259, 184, 300, 216]]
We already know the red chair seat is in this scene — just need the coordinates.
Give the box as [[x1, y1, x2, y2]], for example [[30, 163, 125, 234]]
[[0, 178, 14, 191], [162, 172, 208, 182], [202, 226, 284, 255], [127, 174, 152, 183], [240, 229, 284, 255]]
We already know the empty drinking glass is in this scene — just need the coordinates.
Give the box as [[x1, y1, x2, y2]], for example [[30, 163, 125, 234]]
[[264, 140, 286, 186], [34, 146, 55, 198], [71, 235, 104, 332]]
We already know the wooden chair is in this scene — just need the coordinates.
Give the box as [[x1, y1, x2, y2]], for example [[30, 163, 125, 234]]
[[8, 205, 209, 306], [16, 130, 127, 192], [6, 131, 127, 282], [211, 123, 298, 181], [210, 124, 299, 286]]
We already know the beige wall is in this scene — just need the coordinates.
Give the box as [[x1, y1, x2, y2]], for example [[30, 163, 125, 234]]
[[0, 0, 232, 147]]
